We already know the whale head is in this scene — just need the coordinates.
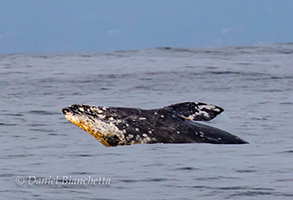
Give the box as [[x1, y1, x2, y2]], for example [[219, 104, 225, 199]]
[[62, 104, 127, 147]]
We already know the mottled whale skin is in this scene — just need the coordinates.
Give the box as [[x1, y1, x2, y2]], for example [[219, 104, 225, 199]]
[[62, 102, 248, 147]]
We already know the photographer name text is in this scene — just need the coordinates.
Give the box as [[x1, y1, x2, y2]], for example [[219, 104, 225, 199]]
[[15, 176, 111, 186]]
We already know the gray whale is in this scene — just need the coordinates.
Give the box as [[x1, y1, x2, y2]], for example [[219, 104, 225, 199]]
[[62, 102, 248, 147]]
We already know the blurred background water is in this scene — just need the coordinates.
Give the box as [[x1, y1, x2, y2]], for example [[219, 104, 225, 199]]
[[1, 43, 293, 199]]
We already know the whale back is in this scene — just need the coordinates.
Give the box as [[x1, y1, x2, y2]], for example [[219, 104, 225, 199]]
[[165, 102, 224, 121]]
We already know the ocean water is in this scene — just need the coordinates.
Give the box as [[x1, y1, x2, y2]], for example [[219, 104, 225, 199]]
[[1, 43, 293, 199]]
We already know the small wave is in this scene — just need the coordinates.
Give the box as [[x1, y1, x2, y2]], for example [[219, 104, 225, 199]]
[[276, 150, 293, 154], [5, 154, 34, 158], [205, 71, 268, 78], [156, 47, 196, 53], [119, 177, 169, 183], [141, 178, 169, 182], [120, 179, 138, 183], [280, 102, 293, 105], [275, 178, 293, 182], [250, 117, 268, 121], [186, 185, 274, 191], [175, 167, 200, 171], [0, 173, 15, 178], [257, 89, 283, 92], [207, 71, 241, 75], [70, 172, 92, 175], [0, 122, 18, 126], [270, 76, 293, 80], [76, 154, 93, 157], [28, 110, 59, 115], [230, 191, 274, 197], [67, 154, 94, 158], [234, 169, 258, 173], [230, 190, 293, 198], [29, 128, 54, 132], [3, 113, 24, 117]]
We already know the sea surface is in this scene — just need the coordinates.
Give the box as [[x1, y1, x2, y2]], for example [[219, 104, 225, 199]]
[[1, 43, 293, 200]]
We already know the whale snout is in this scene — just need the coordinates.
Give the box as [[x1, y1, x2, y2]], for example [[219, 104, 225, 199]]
[[62, 104, 93, 115], [62, 107, 71, 115], [62, 105, 81, 115]]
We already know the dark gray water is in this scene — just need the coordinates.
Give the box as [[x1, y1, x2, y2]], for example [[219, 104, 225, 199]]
[[1, 43, 293, 199]]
